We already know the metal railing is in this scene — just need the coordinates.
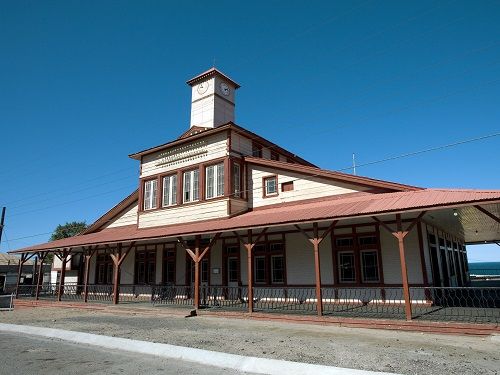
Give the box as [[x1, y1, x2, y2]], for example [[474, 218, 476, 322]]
[[253, 286, 317, 313], [322, 287, 407, 319], [198, 286, 248, 310], [13, 284, 500, 323], [410, 287, 500, 323], [151, 285, 194, 306]]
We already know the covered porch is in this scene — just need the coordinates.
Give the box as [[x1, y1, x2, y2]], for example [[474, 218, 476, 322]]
[[11, 189, 500, 325]]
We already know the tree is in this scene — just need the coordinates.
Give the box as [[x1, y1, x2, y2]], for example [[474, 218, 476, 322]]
[[45, 221, 88, 264], [50, 221, 88, 241]]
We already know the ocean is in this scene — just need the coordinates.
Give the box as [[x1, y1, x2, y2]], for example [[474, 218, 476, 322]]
[[468, 262, 500, 276]]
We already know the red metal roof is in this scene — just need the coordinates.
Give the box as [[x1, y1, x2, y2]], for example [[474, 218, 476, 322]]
[[9, 189, 500, 254]]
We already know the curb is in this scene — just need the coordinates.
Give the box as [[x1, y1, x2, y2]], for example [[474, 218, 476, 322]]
[[0, 323, 397, 375]]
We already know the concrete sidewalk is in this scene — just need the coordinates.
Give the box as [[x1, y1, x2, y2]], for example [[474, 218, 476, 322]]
[[0, 323, 396, 375]]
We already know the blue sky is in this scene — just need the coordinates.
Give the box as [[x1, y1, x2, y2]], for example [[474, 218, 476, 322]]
[[0, 1, 499, 262]]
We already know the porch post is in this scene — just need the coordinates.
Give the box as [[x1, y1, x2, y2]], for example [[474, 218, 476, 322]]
[[312, 223, 323, 317], [112, 243, 122, 305], [57, 249, 70, 302], [233, 228, 268, 314], [15, 254, 27, 298], [35, 252, 48, 300], [372, 213, 425, 321], [295, 221, 337, 317], [83, 246, 97, 303], [177, 233, 221, 311], [194, 236, 201, 310], [395, 215, 412, 321], [246, 230, 254, 313]]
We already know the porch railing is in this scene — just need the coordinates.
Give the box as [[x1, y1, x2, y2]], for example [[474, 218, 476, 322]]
[[410, 286, 500, 323], [14, 284, 500, 323]]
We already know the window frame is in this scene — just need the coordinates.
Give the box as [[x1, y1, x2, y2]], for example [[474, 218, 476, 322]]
[[183, 169, 200, 203], [360, 250, 380, 283], [143, 179, 158, 210], [232, 162, 241, 198], [162, 174, 178, 207], [263, 175, 278, 198], [205, 162, 225, 199], [338, 251, 356, 283]]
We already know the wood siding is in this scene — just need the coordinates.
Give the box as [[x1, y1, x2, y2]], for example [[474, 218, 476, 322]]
[[138, 199, 230, 228], [104, 203, 138, 229], [141, 132, 228, 178], [249, 166, 368, 208]]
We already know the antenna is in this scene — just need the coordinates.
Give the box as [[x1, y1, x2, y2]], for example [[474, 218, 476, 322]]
[[352, 153, 357, 175], [213, 57, 216, 68]]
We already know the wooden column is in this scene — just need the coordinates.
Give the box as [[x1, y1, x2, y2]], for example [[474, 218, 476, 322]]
[[15, 253, 33, 298], [295, 221, 337, 317], [109, 242, 135, 305], [194, 236, 201, 309], [373, 212, 426, 321], [234, 228, 268, 313], [177, 233, 221, 310], [83, 246, 98, 303], [56, 249, 70, 302], [35, 252, 48, 300]]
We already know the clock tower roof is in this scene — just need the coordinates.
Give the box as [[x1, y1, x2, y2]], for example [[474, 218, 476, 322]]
[[186, 67, 241, 89]]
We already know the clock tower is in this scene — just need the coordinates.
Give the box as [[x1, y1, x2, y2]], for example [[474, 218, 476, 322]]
[[187, 68, 240, 129]]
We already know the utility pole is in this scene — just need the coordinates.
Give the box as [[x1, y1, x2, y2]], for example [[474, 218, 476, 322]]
[[0, 207, 5, 245]]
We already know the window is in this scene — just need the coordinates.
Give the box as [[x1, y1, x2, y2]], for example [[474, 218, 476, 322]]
[[264, 176, 278, 197], [358, 236, 377, 247], [336, 237, 354, 248], [254, 256, 266, 283], [270, 151, 279, 161], [338, 252, 356, 282], [183, 169, 199, 203], [252, 142, 262, 157], [281, 181, 294, 192], [135, 249, 156, 284], [163, 246, 176, 284], [206, 163, 224, 199], [162, 175, 177, 207], [143, 179, 157, 210], [271, 255, 285, 283], [361, 251, 379, 282], [232, 163, 241, 198], [96, 254, 113, 284]]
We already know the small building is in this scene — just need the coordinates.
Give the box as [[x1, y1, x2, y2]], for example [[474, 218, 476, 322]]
[[0, 253, 49, 294], [9, 68, 500, 323]]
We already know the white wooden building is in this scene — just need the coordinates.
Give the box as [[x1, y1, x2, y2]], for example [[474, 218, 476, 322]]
[[10, 68, 500, 322]]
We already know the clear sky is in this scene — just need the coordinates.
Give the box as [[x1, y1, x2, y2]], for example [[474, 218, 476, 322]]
[[0, 1, 499, 262]]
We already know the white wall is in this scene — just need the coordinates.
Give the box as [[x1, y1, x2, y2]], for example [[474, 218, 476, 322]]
[[249, 165, 367, 208], [138, 199, 229, 228], [105, 203, 138, 229], [140, 132, 228, 178], [380, 228, 423, 284]]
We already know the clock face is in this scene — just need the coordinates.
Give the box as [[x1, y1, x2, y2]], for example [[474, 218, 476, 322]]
[[197, 82, 209, 95], [220, 82, 230, 96]]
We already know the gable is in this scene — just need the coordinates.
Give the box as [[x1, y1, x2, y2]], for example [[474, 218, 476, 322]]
[[103, 202, 138, 229]]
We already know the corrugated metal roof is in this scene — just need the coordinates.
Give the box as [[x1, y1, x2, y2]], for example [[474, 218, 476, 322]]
[[8, 188, 500, 254]]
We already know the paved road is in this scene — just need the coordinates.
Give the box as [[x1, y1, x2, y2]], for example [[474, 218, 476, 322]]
[[0, 332, 251, 375]]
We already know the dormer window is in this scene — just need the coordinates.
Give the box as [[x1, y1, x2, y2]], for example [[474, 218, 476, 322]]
[[143, 179, 157, 210], [183, 169, 199, 203], [206, 163, 224, 199]]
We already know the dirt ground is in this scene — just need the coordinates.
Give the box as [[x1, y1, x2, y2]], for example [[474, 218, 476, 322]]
[[1, 306, 499, 375]]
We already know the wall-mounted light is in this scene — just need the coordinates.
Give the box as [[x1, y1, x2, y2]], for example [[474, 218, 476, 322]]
[[453, 209, 458, 217], [475, 230, 479, 235]]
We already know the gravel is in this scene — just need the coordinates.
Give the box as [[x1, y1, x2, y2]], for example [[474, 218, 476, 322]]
[[1, 306, 499, 375]]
